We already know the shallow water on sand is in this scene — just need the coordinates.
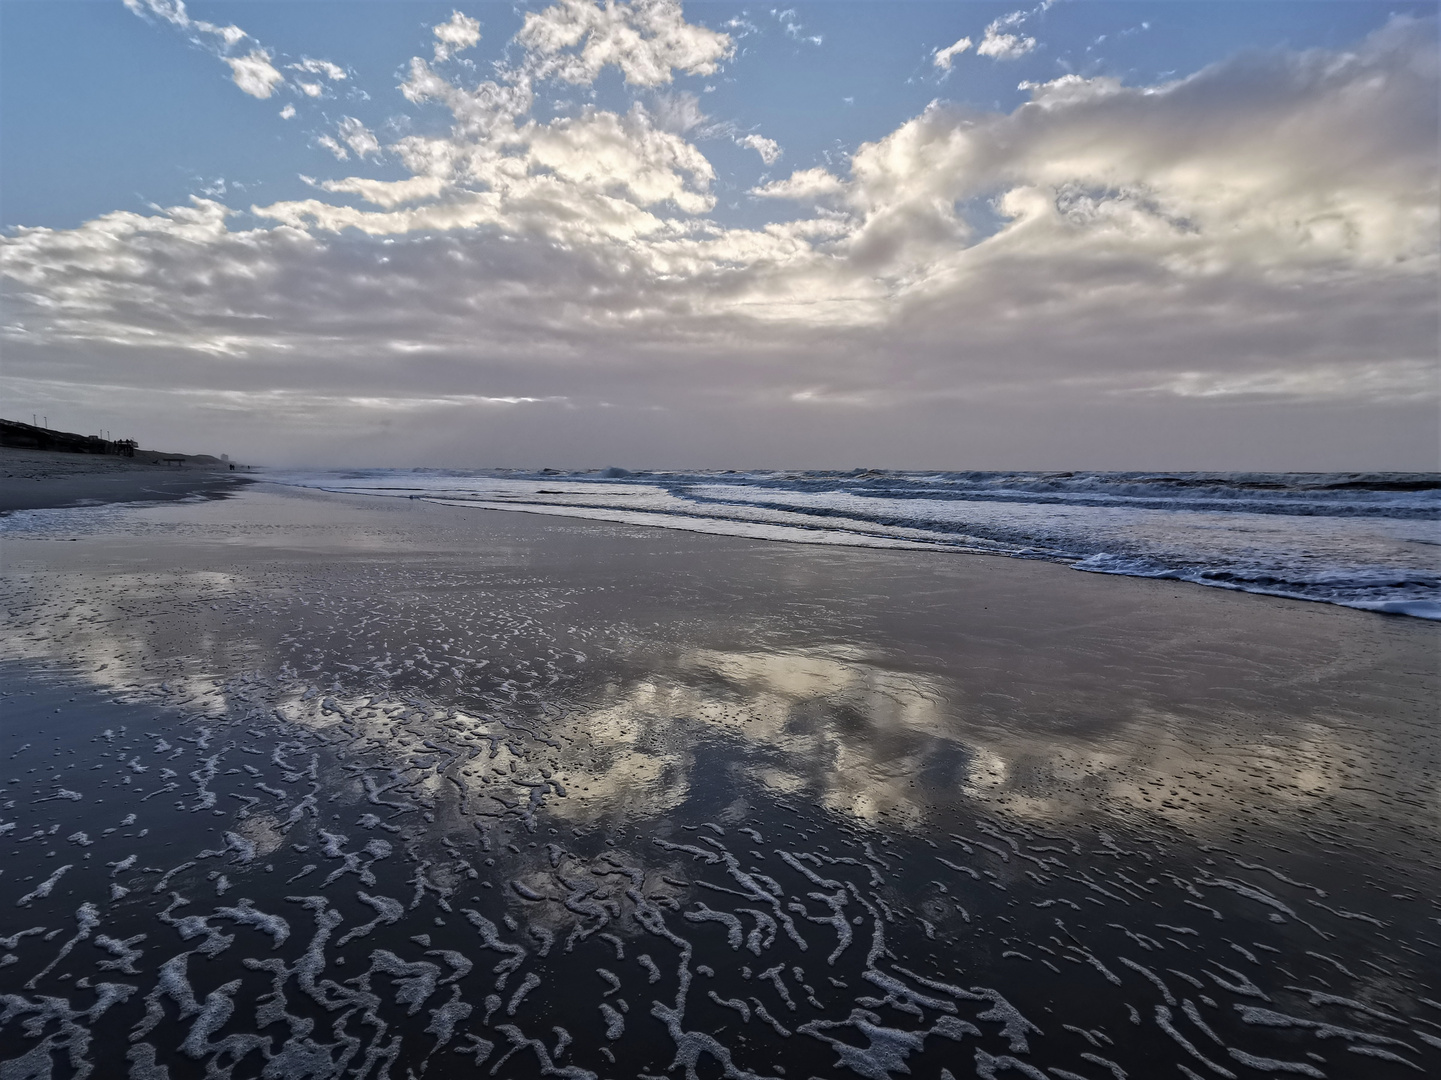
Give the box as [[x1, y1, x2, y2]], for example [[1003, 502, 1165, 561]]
[[1, 486, 1438, 1080]]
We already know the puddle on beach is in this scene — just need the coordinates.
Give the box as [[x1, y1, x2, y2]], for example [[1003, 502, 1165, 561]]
[[1, 487, 1438, 1080]]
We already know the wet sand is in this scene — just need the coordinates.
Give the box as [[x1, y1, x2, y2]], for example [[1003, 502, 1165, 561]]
[[0, 483, 1437, 1080], [0, 446, 250, 513]]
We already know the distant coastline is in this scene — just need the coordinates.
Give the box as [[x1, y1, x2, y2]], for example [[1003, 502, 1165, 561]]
[[0, 437, 253, 514], [0, 416, 239, 468]]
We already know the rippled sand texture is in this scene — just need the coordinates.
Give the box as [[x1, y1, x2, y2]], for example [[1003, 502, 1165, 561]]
[[1, 486, 1438, 1080]]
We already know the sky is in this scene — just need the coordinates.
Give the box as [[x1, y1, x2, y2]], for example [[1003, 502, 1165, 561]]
[[1, 0, 1437, 470]]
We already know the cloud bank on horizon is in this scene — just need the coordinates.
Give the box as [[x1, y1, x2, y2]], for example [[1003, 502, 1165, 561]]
[[0, 1, 1436, 469]]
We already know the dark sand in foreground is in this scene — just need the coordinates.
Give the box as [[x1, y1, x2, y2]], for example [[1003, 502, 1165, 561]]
[[1, 484, 1437, 1080]]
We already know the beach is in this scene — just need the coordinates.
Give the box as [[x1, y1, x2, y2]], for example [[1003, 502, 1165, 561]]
[[1, 481, 1438, 1080], [0, 446, 249, 514], [3, 1, 1436, 1077]]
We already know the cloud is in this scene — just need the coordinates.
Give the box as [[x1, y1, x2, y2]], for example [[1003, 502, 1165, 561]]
[[224, 49, 285, 99], [290, 57, 347, 81], [124, 0, 339, 104], [977, 20, 1036, 60], [771, 6, 822, 46], [644, 92, 777, 167], [723, 16, 759, 40], [315, 120, 381, 162], [279, 104, 296, 120], [737, 133, 781, 165], [517, 0, 733, 86], [315, 175, 448, 208], [646, 89, 709, 133], [119, 0, 244, 48], [195, 21, 246, 48], [1134, 360, 1437, 404], [336, 117, 381, 159], [121, 0, 189, 29], [933, 36, 972, 71], [976, 30, 1035, 61], [751, 166, 843, 200], [976, 8, 1039, 61], [3, 11, 1436, 468], [432, 11, 482, 62]]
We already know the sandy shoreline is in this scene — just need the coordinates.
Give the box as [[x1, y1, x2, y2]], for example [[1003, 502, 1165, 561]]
[[0, 445, 252, 513], [0, 483, 1437, 1078]]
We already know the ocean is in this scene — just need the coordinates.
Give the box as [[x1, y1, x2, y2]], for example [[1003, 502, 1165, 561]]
[[275, 467, 1441, 619]]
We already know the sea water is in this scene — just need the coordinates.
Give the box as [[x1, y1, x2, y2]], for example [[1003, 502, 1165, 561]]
[[275, 468, 1441, 619]]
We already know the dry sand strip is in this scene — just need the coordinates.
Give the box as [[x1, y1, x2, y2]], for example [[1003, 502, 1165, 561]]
[[0, 446, 252, 514]]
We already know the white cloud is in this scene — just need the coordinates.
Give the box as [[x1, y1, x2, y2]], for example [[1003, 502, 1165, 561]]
[[120, 1, 242, 47], [647, 90, 708, 134], [224, 49, 285, 99], [122, 0, 188, 28], [5, 12, 1436, 467], [291, 57, 347, 81], [317, 176, 449, 208], [933, 36, 972, 70], [771, 6, 822, 46], [432, 11, 482, 62], [977, 27, 1035, 60], [976, 9, 1038, 60], [336, 117, 382, 160], [123, 0, 292, 101], [737, 133, 781, 165], [126, 0, 339, 107], [316, 136, 348, 161], [723, 16, 759, 39], [195, 21, 246, 47], [280, 104, 296, 120], [752, 166, 841, 200], [518, 0, 733, 87]]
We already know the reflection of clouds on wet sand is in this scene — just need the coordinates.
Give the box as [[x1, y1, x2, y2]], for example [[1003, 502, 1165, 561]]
[[1, 562, 252, 712], [547, 645, 1441, 849], [541, 647, 953, 826], [5, 523, 1437, 855], [547, 687, 695, 820], [679, 646, 958, 824]]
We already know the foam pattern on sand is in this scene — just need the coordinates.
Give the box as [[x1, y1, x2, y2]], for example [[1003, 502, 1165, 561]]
[[2, 673, 1439, 1079]]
